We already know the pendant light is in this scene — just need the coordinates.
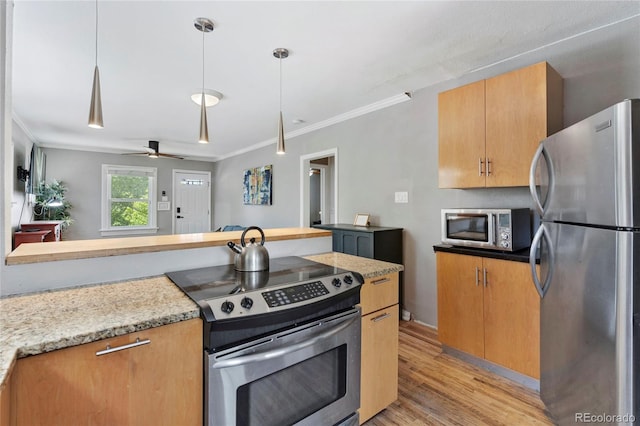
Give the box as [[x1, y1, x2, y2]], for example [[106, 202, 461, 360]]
[[88, 0, 103, 129], [273, 48, 289, 155], [194, 18, 214, 144]]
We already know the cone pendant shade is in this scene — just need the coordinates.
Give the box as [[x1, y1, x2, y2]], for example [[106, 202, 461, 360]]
[[199, 93, 209, 144], [88, 65, 103, 129], [277, 111, 285, 155]]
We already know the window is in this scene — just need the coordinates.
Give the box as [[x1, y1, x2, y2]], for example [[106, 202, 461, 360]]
[[101, 165, 157, 236]]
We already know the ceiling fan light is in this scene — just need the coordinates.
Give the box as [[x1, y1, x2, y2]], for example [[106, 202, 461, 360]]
[[199, 95, 209, 144], [148, 152, 159, 159]]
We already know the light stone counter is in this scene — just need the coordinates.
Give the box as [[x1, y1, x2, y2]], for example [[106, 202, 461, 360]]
[[304, 252, 404, 278], [0, 276, 199, 390]]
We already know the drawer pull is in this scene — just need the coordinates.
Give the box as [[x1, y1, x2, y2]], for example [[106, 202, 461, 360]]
[[372, 313, 391, 322], [96, 338, 150, 356], [371, 277, 390, 285]]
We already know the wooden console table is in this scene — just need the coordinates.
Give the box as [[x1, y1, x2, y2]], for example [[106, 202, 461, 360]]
[[13, 230, 51, 249], [20, 221, 63, 242]]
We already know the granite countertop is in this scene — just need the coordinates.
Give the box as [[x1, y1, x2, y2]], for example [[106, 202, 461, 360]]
[[0, 276, 199, 390], [0, 252, 403, 389], [304, 252, 404, 277]]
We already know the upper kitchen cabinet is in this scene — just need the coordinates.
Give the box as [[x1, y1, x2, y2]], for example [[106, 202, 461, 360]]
[[438, 61, 564, 188]]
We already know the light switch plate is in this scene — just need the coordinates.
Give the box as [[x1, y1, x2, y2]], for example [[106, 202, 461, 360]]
[[394, 191, 409, 203]]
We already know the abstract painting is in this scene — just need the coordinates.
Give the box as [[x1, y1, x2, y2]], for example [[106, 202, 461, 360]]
[[243, 164, 272, 205]]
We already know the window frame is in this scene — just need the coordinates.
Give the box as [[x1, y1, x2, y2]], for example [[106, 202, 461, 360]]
[[100, 164, 158, 237]]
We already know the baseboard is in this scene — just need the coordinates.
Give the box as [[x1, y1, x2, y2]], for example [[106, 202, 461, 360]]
[[442, 345, 540, 392]]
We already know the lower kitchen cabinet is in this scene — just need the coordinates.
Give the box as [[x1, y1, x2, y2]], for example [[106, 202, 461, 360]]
[[10, 319, 202, 426], [436, 252, 540, 379], [359, 273, 399, 424]]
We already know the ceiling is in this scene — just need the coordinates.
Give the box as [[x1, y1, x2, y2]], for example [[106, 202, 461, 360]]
[[10, 1, 640, 162]]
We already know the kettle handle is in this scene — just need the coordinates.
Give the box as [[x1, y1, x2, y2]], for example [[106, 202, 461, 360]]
[[240, 226, 266, 247]]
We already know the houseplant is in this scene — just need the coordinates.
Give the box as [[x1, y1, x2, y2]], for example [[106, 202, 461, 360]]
[[33, 179, 73, 230]]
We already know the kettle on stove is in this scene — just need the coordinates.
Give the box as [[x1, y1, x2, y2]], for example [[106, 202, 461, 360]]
[[226, 226, 270, 272]]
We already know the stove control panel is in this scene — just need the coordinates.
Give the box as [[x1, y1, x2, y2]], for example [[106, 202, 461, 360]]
[[263, 281, 330, 307], [206, 273, 360, 319]]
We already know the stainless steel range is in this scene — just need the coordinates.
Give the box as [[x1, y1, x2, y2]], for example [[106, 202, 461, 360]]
[[167, 256, 363, 426]]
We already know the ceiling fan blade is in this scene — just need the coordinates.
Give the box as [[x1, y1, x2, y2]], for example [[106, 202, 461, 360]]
[[158, 153, 185, 159], [121, 152, 147, 156]]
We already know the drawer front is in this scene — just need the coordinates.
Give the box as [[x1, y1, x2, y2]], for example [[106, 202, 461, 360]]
[[359, 273, 399, 316]]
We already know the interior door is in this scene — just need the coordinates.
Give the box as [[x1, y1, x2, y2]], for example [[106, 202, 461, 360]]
[[173, 170, 211, 234]]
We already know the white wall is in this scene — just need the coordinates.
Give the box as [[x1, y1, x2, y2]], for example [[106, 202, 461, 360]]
[[212, 16, 640, 327]]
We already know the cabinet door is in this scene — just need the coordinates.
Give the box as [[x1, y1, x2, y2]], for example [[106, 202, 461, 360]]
[[129, 319, 202, 425], [13, 319, 202, 426], [360, 304, 399, 424], [485, 61, 563, 187], [436, 253, 484, 357], [13, 335, 130, 425], [438, 80, 486, 188], [483, 258, 540, 378]]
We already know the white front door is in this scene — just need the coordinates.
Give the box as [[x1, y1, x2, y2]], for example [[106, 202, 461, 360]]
[[173, 170, 211, 234]]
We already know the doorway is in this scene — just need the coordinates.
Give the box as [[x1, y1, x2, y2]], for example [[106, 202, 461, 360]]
[[300, 149, 338, 227], [172, 169, 211, 234]]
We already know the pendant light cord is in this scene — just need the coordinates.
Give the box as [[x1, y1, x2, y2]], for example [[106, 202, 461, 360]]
[[279, 56, 283, 112], [202, 26, 205, 95], [94, 0, 98, 66]]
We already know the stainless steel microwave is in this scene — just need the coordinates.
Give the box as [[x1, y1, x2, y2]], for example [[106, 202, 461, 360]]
[[441, 208, 531, 251]]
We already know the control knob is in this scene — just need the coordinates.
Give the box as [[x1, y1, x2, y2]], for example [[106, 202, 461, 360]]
[[220, 300, 235, 314], [344, 275, 353, 285], [500, 232, 510, 240], [240, 297, 254, 310], [500, 241, 510, 248], [332, 277, 342, 288]]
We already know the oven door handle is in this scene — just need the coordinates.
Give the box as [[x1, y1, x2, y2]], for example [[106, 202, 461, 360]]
[[212, 313, 359, 369]]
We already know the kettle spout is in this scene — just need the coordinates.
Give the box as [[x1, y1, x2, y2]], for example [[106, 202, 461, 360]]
[[227, 241, 242, 254]]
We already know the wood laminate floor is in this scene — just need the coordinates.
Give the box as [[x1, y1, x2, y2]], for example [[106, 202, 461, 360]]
[[364, 321, 553, 426]]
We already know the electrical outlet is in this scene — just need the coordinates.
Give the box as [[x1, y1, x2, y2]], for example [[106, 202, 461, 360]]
[[394, 191, 408, 203]]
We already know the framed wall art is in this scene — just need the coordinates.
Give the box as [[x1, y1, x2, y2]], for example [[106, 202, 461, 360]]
[[243, 164, 272, 205]]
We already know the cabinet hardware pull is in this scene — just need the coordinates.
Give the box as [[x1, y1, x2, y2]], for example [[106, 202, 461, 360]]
[[475, 266, 480, 286], [486, 159, 492, 176], [372, 313, 391, 322], [478, 158, 484, 176], [483, 268, 488, 287], [371, 277, 390, 285], [96, 338, 151, 356]]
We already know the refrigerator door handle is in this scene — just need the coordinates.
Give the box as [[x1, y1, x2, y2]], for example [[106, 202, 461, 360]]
[[530, 224, 555, 298], [529, 144, 555, 217]]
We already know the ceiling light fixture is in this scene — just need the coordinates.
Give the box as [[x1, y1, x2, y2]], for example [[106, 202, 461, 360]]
[[190, 89, 223, 107], [273, 48, 289, 155], [194, 17, 214, 144], [88, 0, 103, 129]]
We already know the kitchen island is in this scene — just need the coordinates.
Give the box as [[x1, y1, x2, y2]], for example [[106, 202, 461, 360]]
[[0, 252, 403, 392]]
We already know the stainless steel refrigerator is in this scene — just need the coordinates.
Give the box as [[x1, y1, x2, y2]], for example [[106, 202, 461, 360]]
[[529, 99, 639, 425]]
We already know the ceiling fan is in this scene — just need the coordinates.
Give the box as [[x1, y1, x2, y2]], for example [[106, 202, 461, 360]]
[[122, 140, 184, 159]]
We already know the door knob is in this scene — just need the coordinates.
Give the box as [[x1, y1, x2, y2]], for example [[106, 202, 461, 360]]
[[177, 215, 184, 219]]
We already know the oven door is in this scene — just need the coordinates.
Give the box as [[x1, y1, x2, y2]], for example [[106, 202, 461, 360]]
[[205, 308, 361, 426], [441, 209, 496, 249]]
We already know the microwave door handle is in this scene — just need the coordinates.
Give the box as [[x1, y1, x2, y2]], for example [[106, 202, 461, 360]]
[[530, 224, 555, 298], [212, 312, 359, 369], [487, 213, 496, 245]]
